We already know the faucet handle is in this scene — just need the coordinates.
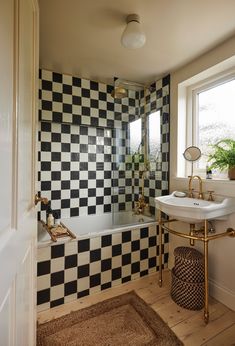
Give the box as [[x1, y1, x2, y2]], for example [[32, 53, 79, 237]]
[[207, 190, 215, 201], [188, 188, 194, 198]]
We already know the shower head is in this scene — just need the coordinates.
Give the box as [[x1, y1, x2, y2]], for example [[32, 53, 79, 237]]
[[111, 86, 128, 99]]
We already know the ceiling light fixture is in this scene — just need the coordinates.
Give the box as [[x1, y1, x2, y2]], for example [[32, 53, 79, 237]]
[[121, 14, 146, 49]]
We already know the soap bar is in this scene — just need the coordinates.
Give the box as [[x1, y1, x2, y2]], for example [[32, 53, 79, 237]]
[[174, 191, 186, 198]]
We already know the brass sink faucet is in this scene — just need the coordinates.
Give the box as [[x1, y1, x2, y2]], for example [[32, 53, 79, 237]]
[[188, 175, 204, 199]]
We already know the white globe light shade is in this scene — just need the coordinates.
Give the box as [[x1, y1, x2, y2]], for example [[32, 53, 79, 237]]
[[121, 16, 146, 49]]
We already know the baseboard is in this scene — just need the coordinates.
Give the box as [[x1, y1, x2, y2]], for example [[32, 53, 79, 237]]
[[209, 278, 235, 311]]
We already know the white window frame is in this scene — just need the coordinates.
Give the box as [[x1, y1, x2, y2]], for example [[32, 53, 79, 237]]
[[185, 69, 235, 178]]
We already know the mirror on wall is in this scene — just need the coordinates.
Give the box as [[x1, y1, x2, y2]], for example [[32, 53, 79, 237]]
[[183, 146, 201, 176]]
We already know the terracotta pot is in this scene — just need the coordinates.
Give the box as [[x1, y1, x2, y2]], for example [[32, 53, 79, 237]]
[[228, 167, 235, 180]]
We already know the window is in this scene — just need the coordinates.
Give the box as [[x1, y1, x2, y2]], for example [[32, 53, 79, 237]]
[[129, 118, 141, 154], [148, 111, 161, 161], [194, 78, 235, 171]]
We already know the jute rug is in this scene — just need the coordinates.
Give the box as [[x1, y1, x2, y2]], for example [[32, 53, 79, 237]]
[[37, 291, 183, 346]]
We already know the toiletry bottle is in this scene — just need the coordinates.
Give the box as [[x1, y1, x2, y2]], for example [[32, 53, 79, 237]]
[[47, 213, 54, 228], [206, 165, 212, 179]]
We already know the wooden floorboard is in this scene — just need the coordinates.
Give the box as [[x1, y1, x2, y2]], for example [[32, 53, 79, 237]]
[[37, 270, 235, 345]]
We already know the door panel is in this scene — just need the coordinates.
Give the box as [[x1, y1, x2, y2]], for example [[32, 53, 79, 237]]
[[0, 0, 38, 344], [0, 0, 14, 235]]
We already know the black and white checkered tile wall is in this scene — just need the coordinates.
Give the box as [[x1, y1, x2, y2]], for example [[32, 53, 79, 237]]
[[38, 69, 170, 220], [37, 224, 169, 311]]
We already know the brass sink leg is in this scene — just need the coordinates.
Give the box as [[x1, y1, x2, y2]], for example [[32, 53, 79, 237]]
[[190, 224, 195, 246], [158, 209, 162, 287], [204, 219, 209, 324]]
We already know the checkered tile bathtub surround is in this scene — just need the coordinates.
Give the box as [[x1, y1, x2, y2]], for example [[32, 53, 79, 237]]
[[38, 68, 170, 219], [37, 224, 169, 311]]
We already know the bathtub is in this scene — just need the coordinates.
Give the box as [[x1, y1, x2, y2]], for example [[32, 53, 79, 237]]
[[37, 211, 168, 311], [38, 211, 156, 245]]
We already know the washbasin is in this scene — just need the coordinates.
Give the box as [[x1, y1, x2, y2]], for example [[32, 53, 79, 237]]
[[155, 192, 235, 223]]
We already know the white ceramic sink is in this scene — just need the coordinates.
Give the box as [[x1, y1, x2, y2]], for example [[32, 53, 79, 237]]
[[155, 192, 235, 223]]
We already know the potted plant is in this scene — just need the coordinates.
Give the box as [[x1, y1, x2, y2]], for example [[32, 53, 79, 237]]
[[208, 139, 235, 180]]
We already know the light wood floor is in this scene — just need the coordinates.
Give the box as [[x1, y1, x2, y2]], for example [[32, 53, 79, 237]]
[[37, 270, 235, 345]]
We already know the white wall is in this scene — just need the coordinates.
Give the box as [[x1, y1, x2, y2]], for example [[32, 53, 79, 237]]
[[170, 34, 235, 310]]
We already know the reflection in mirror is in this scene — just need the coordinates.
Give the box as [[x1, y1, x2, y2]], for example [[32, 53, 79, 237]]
[[183, 146, 201, 176], [148, 111, 161, 161]]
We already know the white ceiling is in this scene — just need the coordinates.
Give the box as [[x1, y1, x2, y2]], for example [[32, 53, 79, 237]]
[[39, 0, 235, 85]]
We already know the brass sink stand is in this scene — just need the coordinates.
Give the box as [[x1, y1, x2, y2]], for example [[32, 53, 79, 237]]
[[157, 210, 235, 324]]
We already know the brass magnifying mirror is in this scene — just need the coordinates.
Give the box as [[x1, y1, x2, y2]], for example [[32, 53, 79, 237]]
[[183, 146, 201, 176]]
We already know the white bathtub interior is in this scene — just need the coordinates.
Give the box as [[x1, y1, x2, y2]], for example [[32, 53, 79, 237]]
[[38, 211, 156, 244]]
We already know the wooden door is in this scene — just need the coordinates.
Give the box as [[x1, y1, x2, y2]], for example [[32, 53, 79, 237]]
[[0, 0, 38, 344]]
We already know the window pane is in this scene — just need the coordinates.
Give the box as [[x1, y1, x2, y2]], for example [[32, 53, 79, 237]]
[[198, 79, 235, 169], [129, 118, 141, 154], [148, 111, 161, 161]]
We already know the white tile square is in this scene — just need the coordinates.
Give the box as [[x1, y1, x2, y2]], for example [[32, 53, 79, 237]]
[[51, 284, 64, 301], [37, 247, 51, 262], [65, 267, 77, 282], [51, 257, 64, 272], [65, 241, 77, 256], [64, 293, 77, 304], [112, 256, 121, 268], [77, 252, 89, 266], [77, 277, 89, 291], [90, 237, 101, 250], [37, 275, 50, 291], [101, 270, 111, 284], [90, 262, 101, 275], [101, 247, 112, 259]]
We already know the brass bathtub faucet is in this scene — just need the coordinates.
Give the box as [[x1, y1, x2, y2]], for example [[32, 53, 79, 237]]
[[188, 175, 204, 199], [134, 195, 148, 215]]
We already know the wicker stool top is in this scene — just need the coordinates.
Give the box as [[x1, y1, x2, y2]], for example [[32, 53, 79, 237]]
[[174, 246, 204, 263]]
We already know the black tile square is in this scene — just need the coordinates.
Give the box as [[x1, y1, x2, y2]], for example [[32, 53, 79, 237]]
[[80, 198, 88, 207], [79, 180, 88, 189], [112, 267, 121, 281], [77, 289, 89, 298], [90, 273, 101, 288], [140, 270, 149, 277], [81, 88, 90, 98], [101, 282, 112, 290], [71, 134, 79, 143], [41, 162, 51, 171], [149, 236, 156, 247], [71, 152, 79, 161], [122, 254, 131, 266], [52, 92, 62, 102], [50, 298, 64, 308], [131, 240, 140, 252], [122, 276, 131, 284], [42, 100, 52, 111], [73, 95, 81, 105], [52, 112, 62, 123], [112, 244, 121, 257], [51, 244, 64, 258], [101, 234, 112, 247], [51, 133, 61, 142], [42, 80, 52, 90], [71, 171, 79, 180], [104, 204, 111, 213], [88, 188, 96, 197], [80, 126, 88, 135], [37, 288, 50, 305], [41, 142, 51, 152], [65, 281, 77, 296], [61, 124, 70, 134], [77, 264, 89, 278], [37, 261, 50, 276], [101, 258, 112, 272], [96, 196, 104, 205], [65, 254, 77, 269], [90, 249, 101, 262], [61, 162, 70, 171], [71, 189, 79, 198], [140, 227, 149, 238], [90, 81, 98, 90], [41, 122, 51, 132], [51, 152, 61, 161], [149, 257, 156, 268], [88, 206, 96, 215], [51, 190, 61, 200], [63, 84, 72, 94], [140, 248, 148, 260], [62, 143, 70, 152], [131, 262, 140, 274], [61, 199, 70, 208], [122, 231, 131, 243], [63, 103, 72, 113], [51, 271, 64, 286], [71, 207, 79, 217], [61, 180, 70, 189], [53, 72, 62, 83], [72, 76, 81, 87], [78, 239, 90, 253], [82, 106, 90, 116]]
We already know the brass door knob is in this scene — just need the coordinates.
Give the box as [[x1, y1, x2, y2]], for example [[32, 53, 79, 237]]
[[35, 194, 49, 206]]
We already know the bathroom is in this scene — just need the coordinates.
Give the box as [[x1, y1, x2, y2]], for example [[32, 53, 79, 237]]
[[1, 1, 235, 345]]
